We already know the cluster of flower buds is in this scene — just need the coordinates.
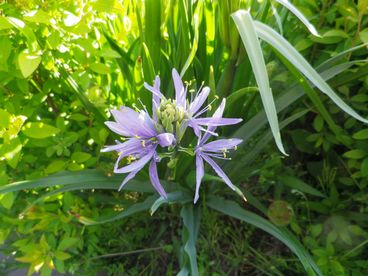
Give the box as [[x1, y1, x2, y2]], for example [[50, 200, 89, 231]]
[[155, 99, 185, 134]]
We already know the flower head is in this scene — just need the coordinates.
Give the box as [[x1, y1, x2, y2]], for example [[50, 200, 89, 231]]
[[144, 69, 242, 139], [103, 68, 243, 203], [194, 99, 243, 203], [102, 106, 175, 198]]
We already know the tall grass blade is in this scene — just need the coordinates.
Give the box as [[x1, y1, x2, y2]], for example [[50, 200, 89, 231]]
[[207, 196, 322, 276], [0, 170, 153, 194], [275, 0, 319, 36], [232, 10, 287, 155], [254, 20, 368, 124], [79, 195, 157, 225], [180, 0, 203, 77], [178, 204, 201, 276]]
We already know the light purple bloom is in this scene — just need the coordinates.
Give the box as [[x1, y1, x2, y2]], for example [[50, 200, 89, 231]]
[[103, 69, 243, 203], [194, 99, 243, 203], [144, 69, 242, 138], [102, 106, 175, 198]]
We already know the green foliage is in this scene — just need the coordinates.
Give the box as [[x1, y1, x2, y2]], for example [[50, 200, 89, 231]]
[[0, 0, 368, 275]]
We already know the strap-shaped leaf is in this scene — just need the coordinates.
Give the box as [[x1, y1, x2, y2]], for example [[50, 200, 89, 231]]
[[254, 20, 368, 124], [150, 191, 192, 215], [178, 204, 201, 276], [0, 170, 154, 194], [232, 10, 287, 155], [231, 59, 363, 148], [275, 0, 319, 36], [79, 195, 158, 225], [207, 196, 322, 276]]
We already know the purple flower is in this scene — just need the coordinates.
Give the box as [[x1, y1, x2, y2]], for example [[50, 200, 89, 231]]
[[103, 69, 243, 203], [102, 106, 175, 198], [194, 99, 243, 203], [144, 69, 242, 138]]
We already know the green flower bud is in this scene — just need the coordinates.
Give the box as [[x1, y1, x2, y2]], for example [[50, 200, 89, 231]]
[[156, 99, 186, 134]]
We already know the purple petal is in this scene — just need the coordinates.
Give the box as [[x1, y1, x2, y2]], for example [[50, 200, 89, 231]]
[[172, 69, 186, 108], [111, 108, 157, 138], [152, 76, 161, 121], [188, 120, 201, 138], [157, 133, 176, 147], [202, 138, 243, 152], [114, 148, 155, 173], [104, 121, 130, 136], [144, 82, 164, 99], [194, 154, 204, 204], [201, 154, 235, 191], [189, 87, 210, 115], [149, 159, 167, 198], [193, 117, 243, 127], [201, 99, 226, 144], [118, 170, 139, 191], [101, 142, 126, 153], [110, 138, 144, 157]]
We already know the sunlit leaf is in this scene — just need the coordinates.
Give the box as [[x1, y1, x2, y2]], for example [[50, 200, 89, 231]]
[[22, 122, 60, 139], [18, 51, 41, 78], [254, 20, 368, 124], [232, 10, 287, 155], [275, 0, 319, 36]]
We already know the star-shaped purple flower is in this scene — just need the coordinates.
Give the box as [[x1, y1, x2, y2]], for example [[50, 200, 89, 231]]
[[194, 99, 243, 203], [103, 68, 243, 203], [144, 69, 242, 138], [102, 105, 175, 198]]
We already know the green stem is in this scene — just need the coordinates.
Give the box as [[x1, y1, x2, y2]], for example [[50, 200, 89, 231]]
[[89, 246, 164, 260], [216, 58, 237, 97]]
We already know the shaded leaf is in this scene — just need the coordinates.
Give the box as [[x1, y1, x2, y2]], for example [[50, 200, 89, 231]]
[[207, 196, 322, 276]]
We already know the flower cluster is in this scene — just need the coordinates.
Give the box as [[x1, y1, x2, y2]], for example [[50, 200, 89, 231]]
[[102, 69, 243, 203]]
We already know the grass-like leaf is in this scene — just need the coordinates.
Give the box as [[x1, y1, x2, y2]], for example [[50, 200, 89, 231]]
[[61, 70, 107, 124], [178, 204, 201, 276], [180, 0, 203, 77], [275, 0, 319, 36], [254, 20, 368, 124], [0, 170, 154, 194], [207, 196, 322, 276], [279, 175, 326, 197], [150, 191, 191, 215], [232, 10, 287, 155], [79, 195, 158, 225], [232, 59, 363, 146]]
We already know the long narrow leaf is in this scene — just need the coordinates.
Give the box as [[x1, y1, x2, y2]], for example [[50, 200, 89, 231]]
[[20, 178, 158, 214], [232, 60, 362, 143], [232, 10, 287, 155], [229, 109, 309, 177], [61, 69, 106, 124], [275, 0, 319, 36], [178, 204, 201, 276], [207, 196, 322, 276], [79, 195, 157, 225], [254, 20, 368, 124], [0, 170, 154, 194], [180, 0, 203, 77], [150, 191, 192, 215], [317, 43, 368, 71]]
